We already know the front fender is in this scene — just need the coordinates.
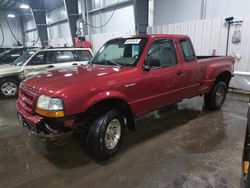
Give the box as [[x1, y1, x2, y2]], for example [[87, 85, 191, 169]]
[[84, 90, 128, 111]]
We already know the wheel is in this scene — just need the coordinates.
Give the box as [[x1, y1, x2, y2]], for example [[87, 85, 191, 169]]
[[0, 78, 19, 98], [86, 109, 125, 161], [204, 81, 227, 110]]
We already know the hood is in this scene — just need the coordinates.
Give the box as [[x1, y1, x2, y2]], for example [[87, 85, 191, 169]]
[[0, 64, 22, 77], [22, 65, 137, 97]]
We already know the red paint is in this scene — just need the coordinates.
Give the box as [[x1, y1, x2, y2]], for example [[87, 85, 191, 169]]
[[16, 34, 235, 127]]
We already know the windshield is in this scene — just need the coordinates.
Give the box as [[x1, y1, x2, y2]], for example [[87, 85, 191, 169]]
[[12, 51, 36, 66], [92, 37, 148, 67]]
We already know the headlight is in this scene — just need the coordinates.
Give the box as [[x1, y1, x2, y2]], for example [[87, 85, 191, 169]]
[[36, 95, 64, 117]]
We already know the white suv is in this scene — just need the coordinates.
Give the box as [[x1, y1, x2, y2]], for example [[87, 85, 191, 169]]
[[0, 47, 93, 98]]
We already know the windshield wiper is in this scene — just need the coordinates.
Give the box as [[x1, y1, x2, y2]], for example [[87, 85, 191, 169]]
[[102, 60, 123, 68]]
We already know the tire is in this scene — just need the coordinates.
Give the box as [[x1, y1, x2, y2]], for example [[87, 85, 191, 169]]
[[204, 81, 227, 110], [0, 78, 19, 98], [86, 109, 125, 161]]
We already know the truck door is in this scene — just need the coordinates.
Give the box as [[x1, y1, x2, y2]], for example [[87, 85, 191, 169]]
[[134, 38, 182, 114], [177, 38, 200, 98]]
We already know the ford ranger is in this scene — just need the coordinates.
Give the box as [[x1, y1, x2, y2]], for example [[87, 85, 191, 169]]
[[0, 47, 93, 98], [16, 34, 234, 160]]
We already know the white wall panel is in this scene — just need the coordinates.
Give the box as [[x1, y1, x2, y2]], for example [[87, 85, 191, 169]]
[[46, 6, 67, 25], [47, 22, 72, 47], [154, 0, 202, 26], [46, 6, 73, 47], [24, 19, 41, 47], [154, 0, 250, 26], [89, 4, 135, 34], [0, 11, 23, 47]]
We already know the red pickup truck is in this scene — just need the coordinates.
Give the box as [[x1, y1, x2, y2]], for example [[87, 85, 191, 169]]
[[16, 34, 234, 160]]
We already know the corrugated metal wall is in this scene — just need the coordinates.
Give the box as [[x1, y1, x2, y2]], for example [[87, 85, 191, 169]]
[[25, 19, 41, 46], [46, 5, 72, 47], [0, 11, 23, 47]]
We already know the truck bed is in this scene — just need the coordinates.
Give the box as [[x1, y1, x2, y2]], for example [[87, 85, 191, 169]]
[[197, 56, 221, 59]]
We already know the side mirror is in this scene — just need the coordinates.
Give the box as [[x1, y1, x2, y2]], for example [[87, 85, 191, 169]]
[[143, 58, 161, 71], [148, 58, 160, 68], [142, 63, 150, 71]]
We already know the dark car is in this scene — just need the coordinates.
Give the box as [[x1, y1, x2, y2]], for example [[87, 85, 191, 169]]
[[0, 48, 11, 54], [243, 101, 250, 187], [0, 47, 36, 65]]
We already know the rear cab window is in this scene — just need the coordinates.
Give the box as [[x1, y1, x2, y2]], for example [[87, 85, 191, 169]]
[[75, 50, 93, 61], [180, 39, 196, 62]]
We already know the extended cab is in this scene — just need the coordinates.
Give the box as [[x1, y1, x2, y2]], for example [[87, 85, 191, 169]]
[[16, 34, 234, 160], [0, 47, 93, 97]]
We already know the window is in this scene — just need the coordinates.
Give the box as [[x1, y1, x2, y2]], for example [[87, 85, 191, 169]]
[[92, 37, 148, 67], [146, 39, 178, 68], [13, 51, 36, 66], [180, 39, 196, 62], [28, 52, 45, 65], [0, 49, 23, 63], [45, 51, 76, 64], [75, 50, 92, 61]]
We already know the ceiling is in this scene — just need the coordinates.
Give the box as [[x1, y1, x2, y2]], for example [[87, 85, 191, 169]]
[[0, 0, 19, 10], [0, 0, 64, 11]]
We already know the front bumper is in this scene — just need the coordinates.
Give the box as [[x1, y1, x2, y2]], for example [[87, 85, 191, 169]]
[[16, 101, 74, 139]]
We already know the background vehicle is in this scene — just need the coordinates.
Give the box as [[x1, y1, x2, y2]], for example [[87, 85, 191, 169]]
[[0, 47, 36, 65], [243, 99, 250, 187], [16, 34, 234, 160], [0, 47, 93, 97]]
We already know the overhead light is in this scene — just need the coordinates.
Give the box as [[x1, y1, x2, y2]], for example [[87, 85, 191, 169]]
[[19, 4, 30, 9], [7, 14, 15, 18]]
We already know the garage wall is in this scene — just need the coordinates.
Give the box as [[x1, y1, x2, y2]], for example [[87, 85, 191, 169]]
[[154, 0, 250, 26], [148, 14, 250, 91], [89, 4, 135, 34], [154, 0, 202, 26], [78, 0, 135, 34], [46, 6, 72, 47], [24, 19, 41, 46], [0, 11, 23, 47]]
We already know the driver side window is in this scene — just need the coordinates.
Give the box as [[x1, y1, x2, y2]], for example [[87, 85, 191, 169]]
[[28, 52, 45, 66], [146, 39, 178, 69]]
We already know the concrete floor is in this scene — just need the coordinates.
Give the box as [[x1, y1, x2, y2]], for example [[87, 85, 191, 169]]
[[0, 93, 248, 188]]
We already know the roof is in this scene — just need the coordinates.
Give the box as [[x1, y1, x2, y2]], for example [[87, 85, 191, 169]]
[[112, 34, 190, 41], [147, 34, 189, 39], [38, 48, 92, 52]]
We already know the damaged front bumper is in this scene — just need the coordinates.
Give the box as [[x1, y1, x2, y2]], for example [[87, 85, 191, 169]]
[[16, 101, 74, 139]]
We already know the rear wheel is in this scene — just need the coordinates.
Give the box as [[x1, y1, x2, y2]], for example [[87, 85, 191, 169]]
[[204, 81, 227, 110], [86, 109, 125, 161], [0, 78, 19, 98]]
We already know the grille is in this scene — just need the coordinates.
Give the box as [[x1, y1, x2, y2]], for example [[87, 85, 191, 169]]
[[18, 84, 39, 114]]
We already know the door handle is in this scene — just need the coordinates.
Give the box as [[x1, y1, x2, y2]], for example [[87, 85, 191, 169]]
[[72, 63, 78, 66], [176, 70, 183, 76], [46, 65, 54, 68]]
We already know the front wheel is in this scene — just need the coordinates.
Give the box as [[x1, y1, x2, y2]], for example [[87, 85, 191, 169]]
[[0, 78, 19, 98], [204, 81, 227, 110], [86, 109, 125, 161]]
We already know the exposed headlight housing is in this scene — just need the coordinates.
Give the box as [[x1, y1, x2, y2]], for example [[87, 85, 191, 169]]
[[36, 95, 64, 118]]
